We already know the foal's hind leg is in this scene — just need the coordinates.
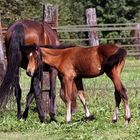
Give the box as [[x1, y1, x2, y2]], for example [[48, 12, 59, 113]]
[[106, 62, 131, 124], [22, 78, 34, 120], [71, 82, 78, 114]]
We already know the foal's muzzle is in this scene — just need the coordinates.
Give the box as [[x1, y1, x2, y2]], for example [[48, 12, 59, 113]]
[[26, 70, 34, 77]]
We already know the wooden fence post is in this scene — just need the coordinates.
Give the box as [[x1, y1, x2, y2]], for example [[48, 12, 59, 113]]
[[41, 4, 58, 116], [43, 4, 58, 28], [85, 8, 99, 46], [0, 12, 6, 84], [133, 24, 140, 59]]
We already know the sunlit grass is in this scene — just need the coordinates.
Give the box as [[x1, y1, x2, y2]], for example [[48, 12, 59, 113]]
[[0, 59, 140, 140]]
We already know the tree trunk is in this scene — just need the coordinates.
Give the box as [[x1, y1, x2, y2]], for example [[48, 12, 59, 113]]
[[0, 13, 6, 85]]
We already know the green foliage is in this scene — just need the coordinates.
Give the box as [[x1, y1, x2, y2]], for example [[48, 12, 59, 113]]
[[0, 0, 42, 25], [1, 0, 140, 45]]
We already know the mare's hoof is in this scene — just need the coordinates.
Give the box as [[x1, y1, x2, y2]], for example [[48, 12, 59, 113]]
[[39, 116, 46, 123], [22, 112, 28, 121], [49, 117, 58, 123], [84, 115, 95, 121], [17, 114, 22, 120]]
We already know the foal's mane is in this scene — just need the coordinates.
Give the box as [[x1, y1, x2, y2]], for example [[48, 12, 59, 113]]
[[23, 43, 79, 56], [40, 44, 80, 57]]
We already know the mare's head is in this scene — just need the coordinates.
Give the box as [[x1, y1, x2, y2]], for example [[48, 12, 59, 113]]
[[24, 44, 42, 77]]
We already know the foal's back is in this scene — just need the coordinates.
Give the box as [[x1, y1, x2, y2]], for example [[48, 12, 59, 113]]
[[55, 46, 102, 77], [56, 44, 121, 77]]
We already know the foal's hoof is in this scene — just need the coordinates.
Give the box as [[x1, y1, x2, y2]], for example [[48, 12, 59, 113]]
[[71, 108, 77, 115], [84, 115, 95, 121], [66, 121, 71, 124], [125, 117, 131, 125]]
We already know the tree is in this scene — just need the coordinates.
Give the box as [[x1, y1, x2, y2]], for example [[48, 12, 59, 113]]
[[0, 0, 42, 26], [1, 0, 140, 44]]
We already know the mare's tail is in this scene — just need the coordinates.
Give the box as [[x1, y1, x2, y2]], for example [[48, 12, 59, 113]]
[[104, 47, 127, 72], [0, 24, 24, 109]]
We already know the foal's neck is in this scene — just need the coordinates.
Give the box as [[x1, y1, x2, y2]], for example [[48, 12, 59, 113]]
[[41, 48, 61, 68]]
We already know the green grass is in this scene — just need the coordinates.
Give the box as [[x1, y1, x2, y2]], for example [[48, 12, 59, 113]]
[[0, 59, 140, 140]]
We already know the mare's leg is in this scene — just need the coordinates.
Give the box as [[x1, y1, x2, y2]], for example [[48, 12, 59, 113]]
[[74, 78, 92, 119], [49, 67, 58, 122], [33, 72, 45, 123], [14, 67, 22, 120], [14, 78, 22, 120], [22, 77, 34, 120], [106, 61, 131, 124]]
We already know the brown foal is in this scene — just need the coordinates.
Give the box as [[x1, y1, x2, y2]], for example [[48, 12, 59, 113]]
[[25, 44, 131, 124]]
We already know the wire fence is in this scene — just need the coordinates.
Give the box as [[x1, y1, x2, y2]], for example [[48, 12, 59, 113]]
[[2, 22, 140, 58], [3, 23, 140, 106]]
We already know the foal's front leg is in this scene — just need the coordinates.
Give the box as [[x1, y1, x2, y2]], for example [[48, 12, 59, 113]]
[[63, 77, 73, 123]]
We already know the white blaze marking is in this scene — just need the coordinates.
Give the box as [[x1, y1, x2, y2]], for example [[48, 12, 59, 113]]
[[29, 53, 33, 57]]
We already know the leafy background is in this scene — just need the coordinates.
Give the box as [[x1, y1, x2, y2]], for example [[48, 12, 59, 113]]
[[1, 0, 140, 25], [1, 0, 140, 45]]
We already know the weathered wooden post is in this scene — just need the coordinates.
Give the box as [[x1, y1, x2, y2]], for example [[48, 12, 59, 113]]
[[41, 4, 58, 116], [133, 24, 140, 59], [0, 12, 6, 84], [85, 8, 99, 46], [43, 4, 58, 28]]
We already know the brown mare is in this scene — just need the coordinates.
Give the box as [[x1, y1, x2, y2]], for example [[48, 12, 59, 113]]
[[25, 43, 131, 124], [0, 19, 60, 122]]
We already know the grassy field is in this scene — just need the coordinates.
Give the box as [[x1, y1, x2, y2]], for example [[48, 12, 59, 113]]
[[0, 59, 140, 140]]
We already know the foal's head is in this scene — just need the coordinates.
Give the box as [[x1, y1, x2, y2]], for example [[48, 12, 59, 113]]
[[25, 44, 42, 77]]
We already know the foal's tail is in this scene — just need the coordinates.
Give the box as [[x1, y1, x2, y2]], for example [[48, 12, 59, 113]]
[[103, 47, 127, 72], [0, 24, 24, 109]]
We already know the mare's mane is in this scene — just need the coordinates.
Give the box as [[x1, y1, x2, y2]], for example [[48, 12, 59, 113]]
[[40, 44, 78, 49]]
